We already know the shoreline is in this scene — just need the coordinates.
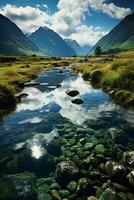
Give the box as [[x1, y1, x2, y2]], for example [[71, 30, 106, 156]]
[[0, 56, 80, 118], [71, 52, 134, 108]]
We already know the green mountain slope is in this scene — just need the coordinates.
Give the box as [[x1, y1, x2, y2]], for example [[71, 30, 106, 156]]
[[90, 12, 134, 54], [0, 14, 43, 55], [28, 27, 76, 57], [65, 39, 91, 56]]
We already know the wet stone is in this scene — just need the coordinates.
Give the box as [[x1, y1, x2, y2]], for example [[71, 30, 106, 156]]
[[67, 181, 77, 193], [95, 144, 105, 154]]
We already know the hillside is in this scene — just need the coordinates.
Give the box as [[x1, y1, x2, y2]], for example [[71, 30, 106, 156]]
[[28, 27, 76, 57], [90, 12, 134, 54], [0, 14, 42, 56], [65, 39, 91, 56]]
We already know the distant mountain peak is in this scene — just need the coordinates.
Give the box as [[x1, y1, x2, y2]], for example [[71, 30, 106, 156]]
[[28, 26, 76, 57]]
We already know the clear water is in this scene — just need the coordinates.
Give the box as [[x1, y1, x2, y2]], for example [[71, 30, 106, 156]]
[[0, 66, 134, 174]]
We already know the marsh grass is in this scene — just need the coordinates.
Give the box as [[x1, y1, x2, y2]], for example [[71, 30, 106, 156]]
[[72, 51, 134, 106]]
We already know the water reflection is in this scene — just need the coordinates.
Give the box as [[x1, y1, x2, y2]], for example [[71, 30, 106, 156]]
[[0, 68, 134, 154]]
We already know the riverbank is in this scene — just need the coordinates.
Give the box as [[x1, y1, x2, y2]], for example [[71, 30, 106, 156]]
[[71, 51, 134, 107], [0, 55, 79, 112]]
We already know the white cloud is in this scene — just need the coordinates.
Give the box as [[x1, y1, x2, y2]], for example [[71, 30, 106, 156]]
[[70, 25, 107, 46], [88, 0, 131, 19], [0, 4, 51, 33], [0, 1, 132, 46]]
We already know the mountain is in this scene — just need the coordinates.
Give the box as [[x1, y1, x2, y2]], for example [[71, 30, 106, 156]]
[[65, 39, 82, 55], [65, 39, 91, 56], [28, 27, 76, 57], [90, 12, 134, 54], [0, 14, 42, 55]]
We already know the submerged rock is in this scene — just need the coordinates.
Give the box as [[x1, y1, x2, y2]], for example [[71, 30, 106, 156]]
[[95, 144, 105, 154], [99, 188, 117, 200], [67, 181, 77, 193], [123, 151, 134, 168], [127, 171, 134, 188], [46, 140, 61, 157], [0, 173, 37, 200], [38, 193, 52, 200], [56, 161, 79, 185], [71, 98, 83, 105], [76, 178, 94, 196], [16, 93, 28, 102], [105, 161, 126, 182], [107, 128, 127, 145], [66, 89, 79, 97]]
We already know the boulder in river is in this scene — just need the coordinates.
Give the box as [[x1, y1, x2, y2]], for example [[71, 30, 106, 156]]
[[16, 93, 28, 102], [0, 173, 37, 200], [76, 178, 95, 196], [66, 89, 79, 97], [56, 161, 79, 185], [123, 151, 134, 168], [71, 98, 83, 105], [105, 161, 127, 182], [127, 171, 134, 188]]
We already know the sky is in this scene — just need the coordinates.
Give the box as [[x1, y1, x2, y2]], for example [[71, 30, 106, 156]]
[[0, 0, 133, 46]]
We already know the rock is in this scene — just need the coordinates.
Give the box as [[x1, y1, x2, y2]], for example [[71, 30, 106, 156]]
[[105, 161, 126, 182], [95, 144, 105, 154], [119, 192, 127, 200], [59, 190, 70, 198], [36, 177, 55, 187], [51, 190, 62, 200], [71, 99, 83, 105], [127, 192, 134, 200], [107, 128, 127, 145], [99, 188, 117, 200], [76, 178, 94, 196], [38, 193, 52, 200], [66, 89, 79, 97], [112, 182, 130, 192], [84, 143, 94, 150], [56, 161, 79, 185], [37, 183, 50, 193], [67, 181, 77, 193], [88, 197, 98, 200], [90, 171, 101, 179], [123, 151, 134, 168], [16, 93, 28, 102], [50, 183, 61, 190], [47, 140, 61, 157], [90, 70, 102, 84], [0, 173, 37, 200], [127, 171, 134, 188], [59, 70, 63, 73]]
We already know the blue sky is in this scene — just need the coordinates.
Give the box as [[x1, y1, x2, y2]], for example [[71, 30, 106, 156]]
[[0, 0, 133, 46]]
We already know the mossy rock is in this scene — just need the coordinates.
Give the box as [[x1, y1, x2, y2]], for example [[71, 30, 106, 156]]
[[90, 70, 103, 84], [38, 193, 52, 200], [59, 189, 70, 198], [95, 144, 105, 154], [0, 173, 37, 200], [67, 181, 77, 193]]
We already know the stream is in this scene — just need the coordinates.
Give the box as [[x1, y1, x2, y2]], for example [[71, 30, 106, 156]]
[[0, 64, 134, 177]]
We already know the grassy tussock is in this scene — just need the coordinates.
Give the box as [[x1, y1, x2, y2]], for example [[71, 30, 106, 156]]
[[72, 52, 134, 106]]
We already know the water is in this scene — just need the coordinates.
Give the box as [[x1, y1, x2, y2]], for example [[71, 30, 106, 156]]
[[0, 65, 134, 176]]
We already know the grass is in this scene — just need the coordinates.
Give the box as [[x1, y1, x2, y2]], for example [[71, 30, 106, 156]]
[[72, 51, 134, 107], [0, 55, 79, 112], [0, 56, 77, 94]]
